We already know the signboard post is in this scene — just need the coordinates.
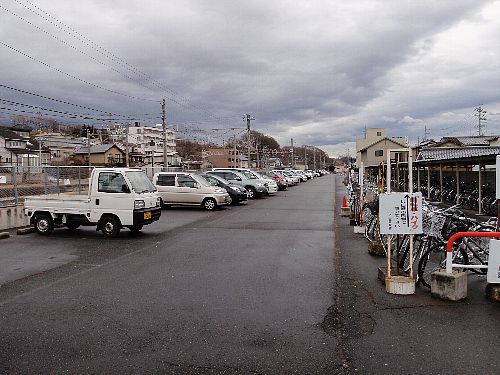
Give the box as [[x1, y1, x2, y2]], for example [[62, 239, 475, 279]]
[[382, 148, 419, 294]]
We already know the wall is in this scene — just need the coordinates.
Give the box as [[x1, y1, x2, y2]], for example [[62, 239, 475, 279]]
[[0, 205, 30, 231]]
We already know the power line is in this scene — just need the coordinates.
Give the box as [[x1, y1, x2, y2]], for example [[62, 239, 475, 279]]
[[9, 0, 240, 124], [0, 41, 159, 103]]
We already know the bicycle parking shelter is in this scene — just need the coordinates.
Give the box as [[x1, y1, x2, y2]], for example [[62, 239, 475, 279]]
[[412, 147, 500, 215]]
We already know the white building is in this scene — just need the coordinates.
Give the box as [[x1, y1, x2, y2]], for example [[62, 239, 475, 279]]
[[127, 124, 179, 167]]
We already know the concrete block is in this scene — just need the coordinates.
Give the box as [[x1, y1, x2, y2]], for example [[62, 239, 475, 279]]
[[340, 207, 351, 217], [0, 232, 10, 239], [386, 275, 415, 295], [353, 225, 365, 234], [431, 270, 467, 301], [485, 284, 500, 303]]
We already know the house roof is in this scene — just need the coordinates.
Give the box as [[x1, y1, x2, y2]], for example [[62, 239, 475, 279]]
[[0, 126, 27, 140], [434, 135, 498, 147], [416, 146, 500, 163], [358, 137, 407, 152], [74, 144, 124, 155]]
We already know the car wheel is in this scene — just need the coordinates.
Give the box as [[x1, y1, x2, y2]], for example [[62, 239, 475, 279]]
[[35, 213, 54, 235], [246, 186, 257, 199], [202, 197, 217, 211], [100, 216, 121, 237]]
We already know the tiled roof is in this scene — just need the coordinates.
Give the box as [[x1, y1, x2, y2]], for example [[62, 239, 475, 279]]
[[416, 146, 500, 162], [438, 136, 498, 147], [74, 144, 122, 154]]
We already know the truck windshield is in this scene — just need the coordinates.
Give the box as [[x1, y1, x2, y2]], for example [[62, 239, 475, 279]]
[[126, 171, 157, 193]]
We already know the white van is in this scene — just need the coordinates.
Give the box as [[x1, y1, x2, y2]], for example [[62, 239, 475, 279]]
[[152, 172, 231, 210]]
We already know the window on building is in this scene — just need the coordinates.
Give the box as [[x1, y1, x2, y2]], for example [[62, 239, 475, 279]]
[[377, 131, 382, 136], [156, 175, 175, 186], [375, 150, 384, 157]]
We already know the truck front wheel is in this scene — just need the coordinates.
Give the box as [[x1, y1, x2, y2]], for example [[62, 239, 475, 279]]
[[100, 216, 121, 237], [35, 213, 54, 235]]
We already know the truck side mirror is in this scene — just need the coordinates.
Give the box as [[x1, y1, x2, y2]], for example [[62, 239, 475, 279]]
[[121, 184, 131, 193]]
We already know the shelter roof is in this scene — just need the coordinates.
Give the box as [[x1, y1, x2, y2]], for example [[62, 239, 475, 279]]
[[416, 146, 500, 164]]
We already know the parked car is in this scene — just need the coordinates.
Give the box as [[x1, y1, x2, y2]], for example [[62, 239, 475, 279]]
[[197, 173, 248, 205], [274, 170, 300, 185], [152, 172, 230, 210], [207, 169, 267, 199], [212, 168, 278, 195], [254, 170, 288, 191]]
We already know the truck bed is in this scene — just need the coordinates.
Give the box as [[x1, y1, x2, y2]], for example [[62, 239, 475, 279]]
[[24, 194, 91, 213]]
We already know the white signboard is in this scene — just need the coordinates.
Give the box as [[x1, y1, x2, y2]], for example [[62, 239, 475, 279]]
[[496, 155, 500, 199], [0, 175, 6, 184], [487, 239, 500, 283], [379, 192, 423, 235]]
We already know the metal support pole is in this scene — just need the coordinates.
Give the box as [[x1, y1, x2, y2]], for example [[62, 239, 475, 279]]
[[439, 163, 443, 203], [478, 162, 482, 214], [455, 163, 460, 205], [427, 165, 431, 200], [417, 165, 421, 192], [408, 151, 414, 279], [78, 167, 81, 195]]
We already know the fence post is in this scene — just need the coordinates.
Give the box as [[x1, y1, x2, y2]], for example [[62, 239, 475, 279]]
[[78, 167, 81, 195], [56, 166, 60, 194], [12, 166, 19, 205], [44, 166, 48, 195]]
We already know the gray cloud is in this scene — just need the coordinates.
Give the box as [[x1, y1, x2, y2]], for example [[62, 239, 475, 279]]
[[1, 0, 498, 156]]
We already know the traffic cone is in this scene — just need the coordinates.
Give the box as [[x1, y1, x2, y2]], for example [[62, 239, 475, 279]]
[[340, 195, 350, 217], [341, 195, 348, 209]]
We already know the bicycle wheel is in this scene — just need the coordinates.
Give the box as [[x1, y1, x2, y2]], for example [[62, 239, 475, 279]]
[[464, 237, 489, 275], [417, 243, 468, 289]]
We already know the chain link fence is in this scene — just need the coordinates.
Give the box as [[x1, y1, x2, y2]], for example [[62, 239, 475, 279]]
[[0, 166, 94, 207]]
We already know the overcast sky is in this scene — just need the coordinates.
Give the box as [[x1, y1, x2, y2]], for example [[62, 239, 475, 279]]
[[1, 0, 500, 156]]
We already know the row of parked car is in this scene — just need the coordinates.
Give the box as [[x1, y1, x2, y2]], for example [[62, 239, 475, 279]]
[[152, 168, 329, 210]]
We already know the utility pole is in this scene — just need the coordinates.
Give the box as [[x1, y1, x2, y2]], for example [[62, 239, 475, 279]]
[[244, 114, 254, 168], [125, 123, 129, 167], [162, 99, 168, 171], [423, 125, 430, 141], [474, 105, 487, 135], [304, 145, 307, 170], [87, 128, 91, 167], [233, 134, 238, 167], [313, 147, 316, 170], [290, 138, 294, 168]]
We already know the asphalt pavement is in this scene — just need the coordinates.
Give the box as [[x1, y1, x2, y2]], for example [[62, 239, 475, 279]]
[[0, 175, 498, 374], [0, 176, 339, 374]]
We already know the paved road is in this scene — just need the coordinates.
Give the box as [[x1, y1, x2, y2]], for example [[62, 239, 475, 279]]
[[0, 176, 339, 374], [1, 174, 498, 374]]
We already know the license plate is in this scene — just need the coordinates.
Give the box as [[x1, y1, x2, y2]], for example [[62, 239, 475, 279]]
[[144, 211, 151, 220]]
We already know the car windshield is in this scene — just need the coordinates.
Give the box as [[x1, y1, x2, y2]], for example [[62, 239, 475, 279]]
[[202, 174, 229, 186], [240, 170, 258, 179], [126, 171, 157, 193]]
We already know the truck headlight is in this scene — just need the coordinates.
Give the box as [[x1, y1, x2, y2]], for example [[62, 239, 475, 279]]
[[134, 200, 145, 209], [156, 197, 161, 206]]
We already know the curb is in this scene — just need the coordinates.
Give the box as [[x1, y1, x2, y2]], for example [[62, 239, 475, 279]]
[[17, 227, 35, 235]]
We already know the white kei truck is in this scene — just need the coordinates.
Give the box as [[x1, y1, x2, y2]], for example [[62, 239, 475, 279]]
[[24, 168, 161, 237]]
